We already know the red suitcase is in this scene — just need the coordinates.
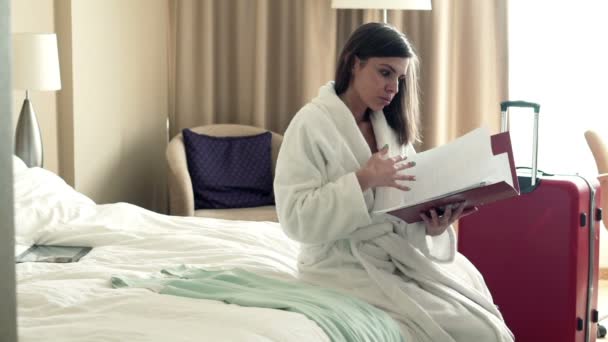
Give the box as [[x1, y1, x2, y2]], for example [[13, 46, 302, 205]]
[[458, 101, 602, 342]]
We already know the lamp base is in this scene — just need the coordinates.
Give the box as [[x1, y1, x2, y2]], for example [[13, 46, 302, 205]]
[[14, 97, 43, 168]]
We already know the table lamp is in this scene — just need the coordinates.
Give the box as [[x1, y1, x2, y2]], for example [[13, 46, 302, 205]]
[[331, 0, 432, 23], [12, 33, 61, 168]]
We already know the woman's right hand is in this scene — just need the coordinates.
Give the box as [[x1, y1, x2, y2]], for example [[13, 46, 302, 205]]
[[356, 145, 416, 192]]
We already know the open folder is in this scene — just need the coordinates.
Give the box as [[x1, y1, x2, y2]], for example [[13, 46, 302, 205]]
[[372, 127, 520, 224]]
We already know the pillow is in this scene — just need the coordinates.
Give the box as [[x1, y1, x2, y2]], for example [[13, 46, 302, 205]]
[[182, 129, 275, 210]]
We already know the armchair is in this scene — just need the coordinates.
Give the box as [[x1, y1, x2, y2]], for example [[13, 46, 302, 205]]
[[166, 124, 282, 222]]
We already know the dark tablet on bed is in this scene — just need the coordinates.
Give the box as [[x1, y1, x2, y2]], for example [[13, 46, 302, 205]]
[[16, 245, 92, 263]]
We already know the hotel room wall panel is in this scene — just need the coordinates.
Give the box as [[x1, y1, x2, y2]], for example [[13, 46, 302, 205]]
[[70, 0, 169, 212], [12, 0, 169, 213], [1, 0, 17, 339], [54, 0, 75, 186], [11, 0, 59, 174]]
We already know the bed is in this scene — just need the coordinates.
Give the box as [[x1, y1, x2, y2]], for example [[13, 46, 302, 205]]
[[13, 156, 331, 341]]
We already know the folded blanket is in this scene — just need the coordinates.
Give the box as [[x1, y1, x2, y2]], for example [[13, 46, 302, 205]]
[[112, 266, 403, 342]]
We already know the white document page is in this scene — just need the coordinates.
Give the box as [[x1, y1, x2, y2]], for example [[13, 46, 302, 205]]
[[373, 127, 511, 213], [485, 153, 514, 188]]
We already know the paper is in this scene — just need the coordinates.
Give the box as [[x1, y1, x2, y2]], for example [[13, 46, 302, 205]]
[[372, 127, 519, 223]]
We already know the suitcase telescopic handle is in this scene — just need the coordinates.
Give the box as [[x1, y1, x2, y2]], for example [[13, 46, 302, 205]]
[[500, 101, 540, 113], [500, 100, 541, 187]]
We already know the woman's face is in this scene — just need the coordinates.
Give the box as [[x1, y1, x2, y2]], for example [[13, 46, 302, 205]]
[[351, 56, 409, 112]]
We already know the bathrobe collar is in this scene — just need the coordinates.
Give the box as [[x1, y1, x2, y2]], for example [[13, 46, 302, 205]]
[[311, 82, 401, 165]]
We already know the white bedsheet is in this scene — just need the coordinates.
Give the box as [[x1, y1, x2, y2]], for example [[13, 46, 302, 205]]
[[14, 164, 329, 342]]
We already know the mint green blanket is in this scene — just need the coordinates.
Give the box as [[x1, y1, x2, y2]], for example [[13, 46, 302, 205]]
[[112, 267, 403, 342]]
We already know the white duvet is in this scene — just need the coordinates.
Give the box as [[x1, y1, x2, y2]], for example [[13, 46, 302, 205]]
[[13, 157, 329, 342]]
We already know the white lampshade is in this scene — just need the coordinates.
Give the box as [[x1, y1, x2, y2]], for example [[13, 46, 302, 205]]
[[331, 0, 431, 10], [12, 33, 61, 91]]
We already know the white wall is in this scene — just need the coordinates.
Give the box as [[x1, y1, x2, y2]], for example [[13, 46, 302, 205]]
[[1, 0, 17, 339], [11, 0, 59, 174], [68, 0, 169, 212], [12, 0, 169, 212], [54, 0, 74, 186]]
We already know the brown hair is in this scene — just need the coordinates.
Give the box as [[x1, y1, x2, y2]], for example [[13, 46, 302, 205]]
[[334, 22, 420, 145]]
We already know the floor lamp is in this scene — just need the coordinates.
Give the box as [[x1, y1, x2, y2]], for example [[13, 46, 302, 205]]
[[331, 0, 432, 23], [12, 33, 61, 168]]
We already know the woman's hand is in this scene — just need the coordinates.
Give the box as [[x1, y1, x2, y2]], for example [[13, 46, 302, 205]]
[[420, 202, 477, 236], [356, 145, 415, 192]]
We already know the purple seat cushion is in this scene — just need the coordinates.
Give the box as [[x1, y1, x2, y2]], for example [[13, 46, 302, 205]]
[[182, 129, 275, 210]]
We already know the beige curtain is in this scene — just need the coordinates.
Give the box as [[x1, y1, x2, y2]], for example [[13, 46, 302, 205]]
[[168, 0, 508, 150], [336, 0, 509, 150], [168, 0, 336, 137]]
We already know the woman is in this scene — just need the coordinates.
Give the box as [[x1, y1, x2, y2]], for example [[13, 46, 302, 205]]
[[273, 23, 513, 341]]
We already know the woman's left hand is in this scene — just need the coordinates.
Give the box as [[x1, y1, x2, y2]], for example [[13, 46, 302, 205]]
[[419, 202, 469, 236]]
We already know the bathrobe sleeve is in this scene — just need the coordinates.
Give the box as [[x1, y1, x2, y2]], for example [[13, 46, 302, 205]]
[[395, 144, 456, 263], [274, 107, 373, 244]]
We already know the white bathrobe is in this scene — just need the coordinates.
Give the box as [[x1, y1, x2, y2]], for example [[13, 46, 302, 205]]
[[274, 82, 514, 342]]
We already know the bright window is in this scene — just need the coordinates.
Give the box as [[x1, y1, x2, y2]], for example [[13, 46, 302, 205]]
[[508, 0, 608, 179]]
